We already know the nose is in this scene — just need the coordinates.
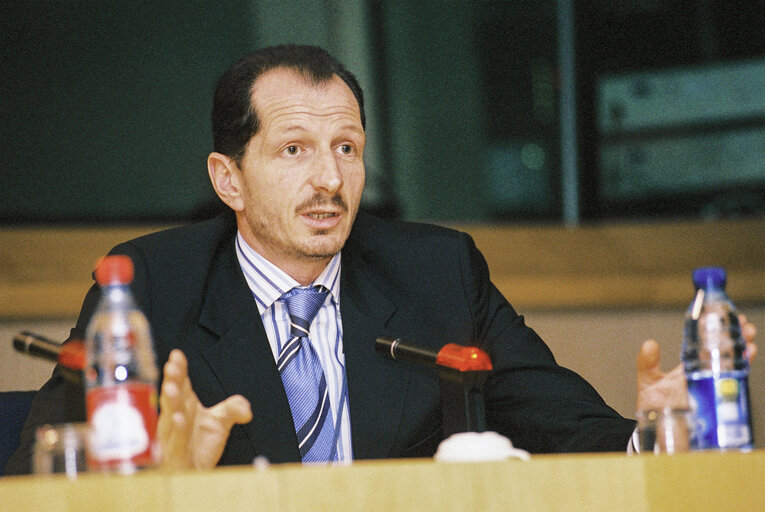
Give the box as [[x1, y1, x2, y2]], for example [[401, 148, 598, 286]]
[[311, 146, 343, 193]]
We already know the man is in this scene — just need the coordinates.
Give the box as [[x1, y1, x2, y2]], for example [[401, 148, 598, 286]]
[[5, 45, 756, 473]]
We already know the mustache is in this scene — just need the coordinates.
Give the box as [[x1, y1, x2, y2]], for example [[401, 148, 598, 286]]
[[296, 193, 348, 213]]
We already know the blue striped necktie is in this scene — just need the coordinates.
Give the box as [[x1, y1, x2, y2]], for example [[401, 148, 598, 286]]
[[278, 286, 337, 462]]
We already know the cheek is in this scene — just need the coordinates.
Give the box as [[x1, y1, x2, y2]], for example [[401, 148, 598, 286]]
[[243, 180, 289, 218], [262, 172, 298, 201], [344, 165, 365, 193]]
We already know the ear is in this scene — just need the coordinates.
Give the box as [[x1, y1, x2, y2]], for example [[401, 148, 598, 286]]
[[207, 152, 245, 211]]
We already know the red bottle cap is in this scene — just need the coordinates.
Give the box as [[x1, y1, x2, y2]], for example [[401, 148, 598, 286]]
[[94, 255, 134, 285]]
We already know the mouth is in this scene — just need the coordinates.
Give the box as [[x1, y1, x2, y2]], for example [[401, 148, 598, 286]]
[[307, 212, 338, 220], [296, 193, 349, 229], [300, 209, 343, 231]]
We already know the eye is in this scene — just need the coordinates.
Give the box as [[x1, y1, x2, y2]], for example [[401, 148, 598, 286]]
[[339, 144, 353, 155], [283, 145, 300, 156]]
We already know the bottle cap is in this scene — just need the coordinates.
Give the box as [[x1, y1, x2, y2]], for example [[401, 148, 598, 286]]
[[692, 266, 726, 290], [95, 255, 134, 285]]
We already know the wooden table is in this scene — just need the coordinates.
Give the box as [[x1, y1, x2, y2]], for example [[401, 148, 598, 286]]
[[2, 450, 762, 511]]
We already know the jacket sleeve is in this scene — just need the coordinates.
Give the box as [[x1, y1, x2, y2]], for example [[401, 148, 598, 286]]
[[457, 232, 636, 453]]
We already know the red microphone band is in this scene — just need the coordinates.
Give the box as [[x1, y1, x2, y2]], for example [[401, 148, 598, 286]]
[[58, 340, 87, 371], [436, 343, 493, 372]]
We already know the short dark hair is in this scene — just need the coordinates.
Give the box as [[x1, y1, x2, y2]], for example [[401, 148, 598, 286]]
[[211, 44, 366, 164]]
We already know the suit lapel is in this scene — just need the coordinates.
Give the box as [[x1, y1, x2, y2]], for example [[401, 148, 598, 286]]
[[197, 239, 300, 463], [341, 237, 411, 460]]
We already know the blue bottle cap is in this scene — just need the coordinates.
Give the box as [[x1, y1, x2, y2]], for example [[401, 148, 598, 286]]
[[692, 266, 727, 290]]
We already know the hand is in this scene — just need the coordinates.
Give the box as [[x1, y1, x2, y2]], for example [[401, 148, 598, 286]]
[[636, 315, 757, 412], [157, 349, 253, 470]]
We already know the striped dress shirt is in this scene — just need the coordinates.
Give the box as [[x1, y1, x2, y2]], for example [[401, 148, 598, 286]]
[[234, 232, 353, 463]]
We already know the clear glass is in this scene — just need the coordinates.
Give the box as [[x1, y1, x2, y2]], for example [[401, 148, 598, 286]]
[[33, 423, 91, 478], [636, 408, 692, 455]]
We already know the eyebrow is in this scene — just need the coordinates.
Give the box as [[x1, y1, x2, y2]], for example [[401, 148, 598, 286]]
[[336, 123, 365, 138], [272, 122, 365, 139]]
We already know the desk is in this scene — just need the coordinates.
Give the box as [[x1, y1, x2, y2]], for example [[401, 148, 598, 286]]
[[2, 451, 763, 511]]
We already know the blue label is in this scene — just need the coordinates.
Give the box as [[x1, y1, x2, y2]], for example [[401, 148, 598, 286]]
[[687, 372, 752, 450]]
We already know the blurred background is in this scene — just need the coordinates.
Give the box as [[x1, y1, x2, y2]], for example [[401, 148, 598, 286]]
[[2, 0, 763, 224], [1, 0, 764, 444]]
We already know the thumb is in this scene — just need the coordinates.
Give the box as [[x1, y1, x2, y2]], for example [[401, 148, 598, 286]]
[[210, 394, 253, 428], [637, 339, 661, 374]]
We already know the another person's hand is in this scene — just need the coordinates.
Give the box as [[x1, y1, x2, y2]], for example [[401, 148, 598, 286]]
[[157, 349, 253, 470], [637, 315, 757, 412]]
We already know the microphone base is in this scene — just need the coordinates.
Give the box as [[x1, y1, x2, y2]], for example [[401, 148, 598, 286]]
[[439, 369, 488, 437]]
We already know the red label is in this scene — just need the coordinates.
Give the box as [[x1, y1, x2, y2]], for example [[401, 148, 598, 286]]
[[86, 383, 158, 470]]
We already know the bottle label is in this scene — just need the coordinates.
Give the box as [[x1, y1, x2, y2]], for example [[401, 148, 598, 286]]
[[86, 383, 158, 470], [687, 372, 752, 450]]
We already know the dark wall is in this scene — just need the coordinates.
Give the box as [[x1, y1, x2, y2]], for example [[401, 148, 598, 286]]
[[1, 1, 253, 223]]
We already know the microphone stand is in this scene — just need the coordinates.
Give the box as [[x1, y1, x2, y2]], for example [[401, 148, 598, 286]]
[[439, 367, 489, 438]]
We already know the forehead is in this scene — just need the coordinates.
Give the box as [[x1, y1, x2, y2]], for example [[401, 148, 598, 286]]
[[249, 67, 362, 129]]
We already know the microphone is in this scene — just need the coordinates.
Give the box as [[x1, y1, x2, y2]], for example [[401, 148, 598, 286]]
[[13, 331, 86, 371], [375, 336, 492, 372], [376, 336, 492, 436]]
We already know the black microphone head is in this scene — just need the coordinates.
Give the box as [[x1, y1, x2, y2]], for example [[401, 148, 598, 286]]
[[13, 331, 61, 362], [13, 331, 39, 353]]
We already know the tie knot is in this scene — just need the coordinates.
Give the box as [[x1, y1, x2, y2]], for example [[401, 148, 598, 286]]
[[282, 286, 329, 338]]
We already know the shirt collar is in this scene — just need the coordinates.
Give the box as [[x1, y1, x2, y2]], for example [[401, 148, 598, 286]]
[[234, 231, 341, 314]]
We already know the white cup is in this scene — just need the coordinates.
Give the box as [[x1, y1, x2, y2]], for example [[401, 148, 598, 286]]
[[434, 431, 530, 463]]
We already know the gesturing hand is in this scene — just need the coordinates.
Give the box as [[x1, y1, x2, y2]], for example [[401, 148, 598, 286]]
[[157, 349, 253, 470], [636, 315, 757, 412]]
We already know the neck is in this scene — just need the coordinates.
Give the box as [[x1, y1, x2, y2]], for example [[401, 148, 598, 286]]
[[280, 258, 331, 286], [235, 220, 332, 286]]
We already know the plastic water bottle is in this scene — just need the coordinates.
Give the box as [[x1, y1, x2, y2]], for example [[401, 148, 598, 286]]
[[84, 255, 159, 472], [682, 266, 752, 450]]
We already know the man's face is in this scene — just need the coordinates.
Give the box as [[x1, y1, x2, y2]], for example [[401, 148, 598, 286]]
[[234, 67, 365, 278]]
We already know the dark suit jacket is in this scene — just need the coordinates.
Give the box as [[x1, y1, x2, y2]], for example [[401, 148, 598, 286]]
[[5, 210, 635, 474]]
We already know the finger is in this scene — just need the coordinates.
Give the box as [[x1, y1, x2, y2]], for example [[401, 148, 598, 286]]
[[158, 373, 181, 443], [210, 394, 253, 429], [157, 380, 177, 438], [159, 379, 192, 435], [637, 339, 661, 374], [158, 350, 196, 468], [185, 395, 252, 470], [159, 351, 187, 423], [739, 315, 757, 363], [745, 335, 758, 364], [158, 383, 185, 468], [742, 320, 756, 344], [163, 349, 188, 383]]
